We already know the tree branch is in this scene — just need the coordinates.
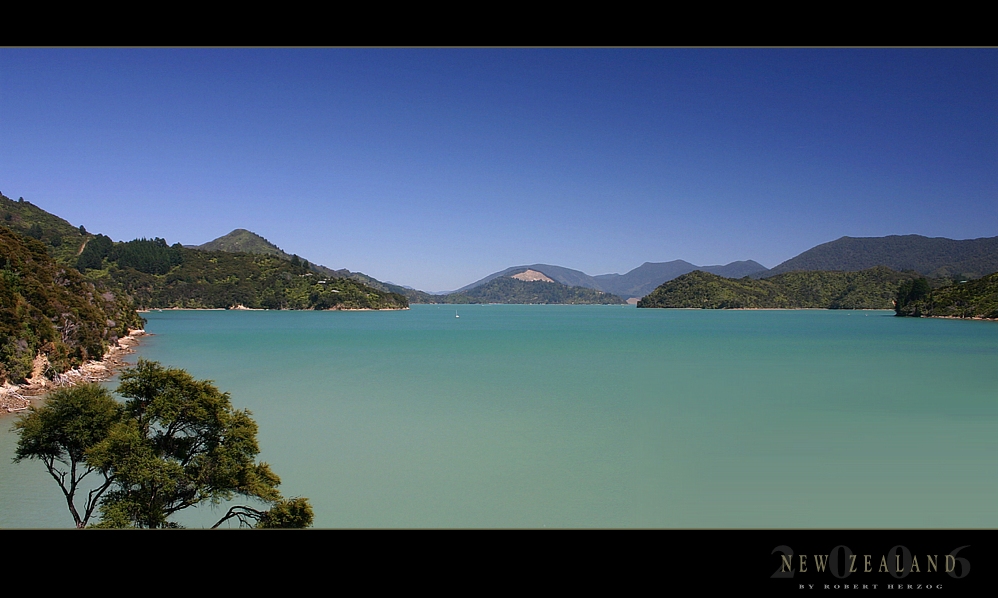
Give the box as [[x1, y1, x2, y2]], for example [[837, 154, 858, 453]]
[[211, 505, 266, 529]]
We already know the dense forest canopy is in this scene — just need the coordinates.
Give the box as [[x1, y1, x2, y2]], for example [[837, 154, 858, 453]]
[[638, 267, 921, 309], [86, 244, 408, 310], [895, 273, 998, 319], [0, 226, 143, 384]]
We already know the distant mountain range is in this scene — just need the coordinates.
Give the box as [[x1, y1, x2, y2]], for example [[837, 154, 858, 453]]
[[761, 235, 998, 280], [454, 260, 770, 299], [434, 275, 624, 305], [450, 235, 998, 300], [192, 229, 998, 302], [8, 186, 996, 306]]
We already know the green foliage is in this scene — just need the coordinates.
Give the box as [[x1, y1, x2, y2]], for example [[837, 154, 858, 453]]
[[256, 497, 314, 528], [0, 192, 90, 265], [0, 227, 145, 383], [196, 228, 436, 303], [638, 267, 920, 309], [895, 272, 998, 319], [895, 277, 930, 315], [109, 238, 183, 275], [435, 277, 626, 304], [75, 234, 114, 272], [14, 361, 314, 529], [13, 384, 124, 528], [92, 360, 281, 528], [92, 246, 408, 311]]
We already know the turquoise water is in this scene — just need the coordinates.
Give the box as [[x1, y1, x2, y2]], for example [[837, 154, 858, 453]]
[[2, 306, 996, 528]]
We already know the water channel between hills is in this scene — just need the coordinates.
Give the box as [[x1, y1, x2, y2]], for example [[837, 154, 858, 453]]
[[1, 305, 995, 528]]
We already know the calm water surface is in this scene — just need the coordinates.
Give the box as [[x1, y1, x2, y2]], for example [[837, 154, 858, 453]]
[[2, 306, 995, 528]]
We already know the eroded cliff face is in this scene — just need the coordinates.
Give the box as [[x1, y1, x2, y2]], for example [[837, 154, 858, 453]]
[[511, 269, 555, 283]]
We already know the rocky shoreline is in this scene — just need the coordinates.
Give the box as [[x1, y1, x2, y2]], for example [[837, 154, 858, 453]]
[[0, 329, 146, 414]]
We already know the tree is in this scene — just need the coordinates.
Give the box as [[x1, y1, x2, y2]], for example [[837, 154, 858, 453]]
[[13, 384, 123, 528], [210, 496, 314, 529], [14, 360, 313, 528], [895, 277, 930, 316]]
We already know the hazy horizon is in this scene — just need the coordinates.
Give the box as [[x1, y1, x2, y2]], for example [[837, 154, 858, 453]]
[[2, 48, 994, 290]]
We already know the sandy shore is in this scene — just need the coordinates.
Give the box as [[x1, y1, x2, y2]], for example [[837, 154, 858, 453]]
[[0, 329, 147, 415]]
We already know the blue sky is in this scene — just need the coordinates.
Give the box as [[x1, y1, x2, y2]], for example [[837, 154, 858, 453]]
[[2, 49, 995, 291]]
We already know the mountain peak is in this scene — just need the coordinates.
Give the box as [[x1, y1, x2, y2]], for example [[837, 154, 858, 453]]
[[197, 229, 288, 258]]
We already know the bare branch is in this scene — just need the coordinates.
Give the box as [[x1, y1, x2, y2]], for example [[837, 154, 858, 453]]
[[211, 505, 266, 529]]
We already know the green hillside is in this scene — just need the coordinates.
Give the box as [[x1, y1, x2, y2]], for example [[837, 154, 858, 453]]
[[196, 228, 432, 304], [196, 228, 289, 257], [79, 241, 408, 311], [0, 192, 90, 265], [896, 273, 998, 319], [1, 198, 408, 383], [639, 267, 918, 309], [1, 226, 144, 384], [437, 277, 625, 304]]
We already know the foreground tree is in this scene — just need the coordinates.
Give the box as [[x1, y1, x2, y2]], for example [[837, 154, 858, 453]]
[[14, 360, 313, 528], [13, 385, 122, 528]]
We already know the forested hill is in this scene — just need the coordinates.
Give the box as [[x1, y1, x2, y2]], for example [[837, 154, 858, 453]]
[[195, 228, 433, 304], [77, 239, 408, 310], [195, 228, 294, 258], [0, 226, 144, 384], [436, 277, 625, 304], [764, 235, 998, 280], [0, 192, 90, 265], [1, 197, 409, 382], [895, 273, 998, 319], [638, 267, 919, 309]]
